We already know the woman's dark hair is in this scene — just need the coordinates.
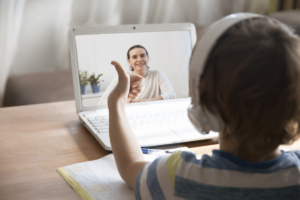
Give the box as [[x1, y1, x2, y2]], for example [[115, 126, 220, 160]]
[[199, 18, 300, 161], [127, 45, 149, 71]]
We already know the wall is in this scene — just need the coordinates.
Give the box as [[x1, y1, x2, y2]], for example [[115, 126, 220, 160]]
[[8, 0, 269, 76]]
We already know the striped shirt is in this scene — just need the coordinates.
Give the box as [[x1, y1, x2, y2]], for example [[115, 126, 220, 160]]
[[135, 150, 300, 200]]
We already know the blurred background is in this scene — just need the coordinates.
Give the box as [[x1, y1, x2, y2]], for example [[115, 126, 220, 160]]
[[1, 0, 299, 107]]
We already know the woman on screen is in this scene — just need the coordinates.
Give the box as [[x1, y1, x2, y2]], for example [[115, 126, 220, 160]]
[[98, 45, 176, 106]]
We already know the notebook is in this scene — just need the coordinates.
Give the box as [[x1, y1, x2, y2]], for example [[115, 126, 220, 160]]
[[57, 145, 190, 200], [57, 154, 156, 200], [69, 23, 219, 150]]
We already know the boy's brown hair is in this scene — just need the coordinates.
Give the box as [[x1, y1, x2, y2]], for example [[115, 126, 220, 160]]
[[199, 18, 300, 160]]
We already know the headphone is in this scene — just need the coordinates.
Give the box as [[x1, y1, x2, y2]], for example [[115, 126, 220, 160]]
[[188, 13, 265, 134]]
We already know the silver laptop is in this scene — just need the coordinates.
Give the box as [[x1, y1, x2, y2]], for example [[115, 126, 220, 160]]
[[69, 23, 218, 151]]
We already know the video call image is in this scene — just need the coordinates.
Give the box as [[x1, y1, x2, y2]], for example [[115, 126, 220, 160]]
[[75, 31, 192, 108]]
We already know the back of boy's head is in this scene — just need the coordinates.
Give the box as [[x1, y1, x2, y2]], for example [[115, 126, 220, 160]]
[[199, 18, 300, 158]]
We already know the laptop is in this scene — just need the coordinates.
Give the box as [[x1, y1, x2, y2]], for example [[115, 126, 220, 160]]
[[69, 23, 218, 151]]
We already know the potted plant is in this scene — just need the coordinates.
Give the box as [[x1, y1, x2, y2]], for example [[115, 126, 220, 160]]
[[79, 70, 88, 95], [88, 73, 103, 94]]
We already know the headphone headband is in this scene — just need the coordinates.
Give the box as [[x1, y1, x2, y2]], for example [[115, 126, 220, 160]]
[[189, 13, 264, 105], [188, 13, 265, 133]]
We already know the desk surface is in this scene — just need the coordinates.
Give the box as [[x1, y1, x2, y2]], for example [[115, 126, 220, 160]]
[[0, 101, 222, 200]]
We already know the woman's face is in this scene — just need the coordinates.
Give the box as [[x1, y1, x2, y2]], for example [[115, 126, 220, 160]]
[[127, 48, 149, 71]]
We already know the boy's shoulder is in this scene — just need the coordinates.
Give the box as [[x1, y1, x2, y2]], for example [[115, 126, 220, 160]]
[[135, 150, 300, 200], [167, 149, 300, 169], [172, 150, 300, 184], [167, 149, 300, 172]]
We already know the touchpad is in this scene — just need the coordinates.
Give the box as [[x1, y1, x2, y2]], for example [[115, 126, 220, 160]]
[[134, 127, 182, 144]]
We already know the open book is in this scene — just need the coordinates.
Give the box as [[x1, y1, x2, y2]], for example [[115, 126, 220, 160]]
[[57, 144, 189, 200], [57, 154, 157, 200]]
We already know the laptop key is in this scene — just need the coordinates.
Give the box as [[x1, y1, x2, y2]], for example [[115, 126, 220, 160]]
[[97, 129, 109, 134], [93, 122, 106, 126], [98, 129, 109, 132], [99, 125, 108, 128]]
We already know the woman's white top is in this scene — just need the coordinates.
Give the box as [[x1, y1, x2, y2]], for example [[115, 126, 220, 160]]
[[98, 70, 176, 106]]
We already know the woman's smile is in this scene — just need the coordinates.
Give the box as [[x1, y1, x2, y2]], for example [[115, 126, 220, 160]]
[[135, 62, 145, 67]]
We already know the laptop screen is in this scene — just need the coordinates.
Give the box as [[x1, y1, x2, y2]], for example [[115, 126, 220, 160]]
[[75, 31, 192, 108]]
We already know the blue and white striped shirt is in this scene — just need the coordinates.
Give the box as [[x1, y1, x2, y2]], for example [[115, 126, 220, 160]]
[[135, 150, 300, 200]]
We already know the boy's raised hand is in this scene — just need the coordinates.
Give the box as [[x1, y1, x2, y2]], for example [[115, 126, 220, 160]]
[[108, 61, 144, 106], [108, 61, 149, 189]]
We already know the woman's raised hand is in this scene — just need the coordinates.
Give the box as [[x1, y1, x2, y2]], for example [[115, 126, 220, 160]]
[[108, 61, 144, 106], [128, 70, 145, 103]]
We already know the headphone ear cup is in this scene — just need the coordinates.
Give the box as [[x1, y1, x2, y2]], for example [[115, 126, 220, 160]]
[[188, 104, 224, 134]]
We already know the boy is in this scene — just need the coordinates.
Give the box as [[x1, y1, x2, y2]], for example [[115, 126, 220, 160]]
[[108, 13, 300, 199]]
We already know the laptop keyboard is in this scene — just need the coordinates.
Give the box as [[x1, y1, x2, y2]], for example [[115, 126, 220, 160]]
[[87, 116, 109, 133], [86, 108, 190, 134]]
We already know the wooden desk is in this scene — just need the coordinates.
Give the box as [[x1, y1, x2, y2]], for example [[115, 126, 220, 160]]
[[0, 101, 219, 200]]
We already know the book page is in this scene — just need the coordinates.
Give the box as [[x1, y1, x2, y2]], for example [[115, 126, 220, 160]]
[[61, 154, 157, 200]]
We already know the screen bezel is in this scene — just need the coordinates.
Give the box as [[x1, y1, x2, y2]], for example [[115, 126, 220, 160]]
[[69, 23, 197, 113]]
